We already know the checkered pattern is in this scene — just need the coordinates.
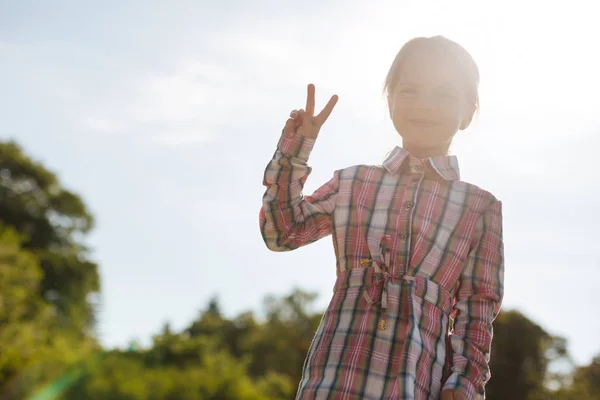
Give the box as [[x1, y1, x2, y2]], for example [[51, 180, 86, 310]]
[[260, 130, 504, 400]]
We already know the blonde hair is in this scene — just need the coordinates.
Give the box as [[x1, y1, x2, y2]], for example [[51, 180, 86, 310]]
[[383, 36, 480, 110]]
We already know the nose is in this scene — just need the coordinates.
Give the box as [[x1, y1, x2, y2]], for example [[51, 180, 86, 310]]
[[413, 92, 437, 112]]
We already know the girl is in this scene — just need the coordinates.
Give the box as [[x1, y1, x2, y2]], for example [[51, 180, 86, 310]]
[[259, 36, 504, 400]]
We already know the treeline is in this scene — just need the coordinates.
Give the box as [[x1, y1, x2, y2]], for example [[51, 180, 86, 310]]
[[0, 140, 598, 399]]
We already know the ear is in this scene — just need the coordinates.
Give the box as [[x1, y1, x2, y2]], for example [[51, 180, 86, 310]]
[[387, 95, 394, 116]]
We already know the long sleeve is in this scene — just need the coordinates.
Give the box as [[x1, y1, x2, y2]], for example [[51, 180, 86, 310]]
[[259, 130, 339, 252], [443, 199, 505, 399]]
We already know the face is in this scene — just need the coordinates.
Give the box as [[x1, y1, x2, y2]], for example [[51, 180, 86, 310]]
[[387, 51, 476, 152]]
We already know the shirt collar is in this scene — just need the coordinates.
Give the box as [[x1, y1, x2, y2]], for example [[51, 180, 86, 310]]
[[381, 146, 460, 181]]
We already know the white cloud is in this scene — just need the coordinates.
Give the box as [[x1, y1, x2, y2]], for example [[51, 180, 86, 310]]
[[149, 130, 215, 147], [76, 61, 231, 143], [73, 34, 321, 145], [81, 116, 127, 135], [132, 69, 212, 124]]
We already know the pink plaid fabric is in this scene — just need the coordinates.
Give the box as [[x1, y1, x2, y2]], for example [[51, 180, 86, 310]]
[[259, 130, 504, 400]]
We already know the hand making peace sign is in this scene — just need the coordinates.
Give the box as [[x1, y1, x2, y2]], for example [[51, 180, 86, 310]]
[[283, 84, 339, 139]]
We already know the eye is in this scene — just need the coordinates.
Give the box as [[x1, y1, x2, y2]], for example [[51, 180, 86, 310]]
[[436, 87, 460, 100], [398, 87, 417, 95], [439, 91, 458, 99]]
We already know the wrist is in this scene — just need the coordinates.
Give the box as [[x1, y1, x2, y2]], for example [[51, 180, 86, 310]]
[[277, 131, 316, 162]]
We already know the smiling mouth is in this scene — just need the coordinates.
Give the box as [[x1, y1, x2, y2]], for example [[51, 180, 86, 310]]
[[408, 119, 438, 127]]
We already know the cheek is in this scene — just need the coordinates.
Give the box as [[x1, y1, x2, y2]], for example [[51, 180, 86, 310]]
[[438, 111, 462, 128], [389, 99, 411, 119]]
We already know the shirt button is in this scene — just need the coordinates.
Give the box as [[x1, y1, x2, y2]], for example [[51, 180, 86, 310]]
[[404, 201, 415, 209], [398, 232, 409, 240]]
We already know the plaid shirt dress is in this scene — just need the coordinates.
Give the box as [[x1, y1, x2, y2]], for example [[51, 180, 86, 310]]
[[259, 130, 504, 400]]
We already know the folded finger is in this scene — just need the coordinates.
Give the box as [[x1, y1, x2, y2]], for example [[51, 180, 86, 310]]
[[283, 117, 296, 135]]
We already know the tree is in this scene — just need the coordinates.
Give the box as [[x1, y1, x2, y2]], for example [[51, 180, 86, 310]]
[[0, 140, 100, 334], [0, 141, 100, 396], [555, 355, 600, 399], [186, 289, 321, 383], [64, 336, 277, 400], [0, 224, 52, 396], [245, 288, 321, 380], [487, 310, 573, 400], [63, 290, 324, 400]]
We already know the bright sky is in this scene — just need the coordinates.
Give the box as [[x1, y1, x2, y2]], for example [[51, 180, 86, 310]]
[[1, 1, 599, 366]]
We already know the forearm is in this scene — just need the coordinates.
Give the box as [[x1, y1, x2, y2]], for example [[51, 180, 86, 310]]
[[260, 130, 337, 251]]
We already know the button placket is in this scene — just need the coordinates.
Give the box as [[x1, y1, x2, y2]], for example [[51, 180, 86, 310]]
[[392, 173, 417, 277], [405, 163, 426, 275], [403, 184, 420, 276]]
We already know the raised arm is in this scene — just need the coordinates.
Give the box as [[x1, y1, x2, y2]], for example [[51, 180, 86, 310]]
[[259, 84, 339, 251]]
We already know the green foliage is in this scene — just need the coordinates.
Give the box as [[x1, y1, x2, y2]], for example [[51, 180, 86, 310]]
[[0, 224, 97, 399], [0, 140, 100, 334], [487, 310, 554, 399], [61, 291, 325, 400], [64, 339, 284, 400], [0, 141, 99, 397], [0, 225, 51, 387], [554, 357, 600, 400]]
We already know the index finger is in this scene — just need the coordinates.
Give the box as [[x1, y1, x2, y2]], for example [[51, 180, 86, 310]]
[[315, 94, 339, 126], [305, 84, 315, 116]]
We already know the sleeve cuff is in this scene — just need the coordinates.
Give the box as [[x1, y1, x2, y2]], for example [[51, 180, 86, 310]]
[[277, 131, 316, 163], [443, 373, 483, 400]]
